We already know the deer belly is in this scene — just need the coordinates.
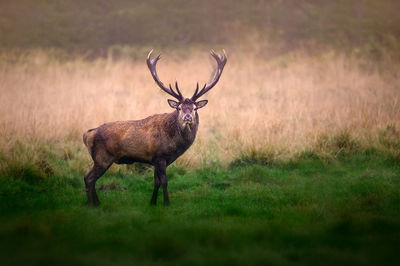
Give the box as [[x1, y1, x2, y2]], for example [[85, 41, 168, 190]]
[[119, 137, 159, 163], [115, 156, 151, 164]]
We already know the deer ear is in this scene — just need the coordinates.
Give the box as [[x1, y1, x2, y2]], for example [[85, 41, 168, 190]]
[[168, 99, 179, 109], [195, 100, 208, 109]]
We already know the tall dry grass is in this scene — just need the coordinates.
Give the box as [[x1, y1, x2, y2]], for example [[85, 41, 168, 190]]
[[0, 48, 399, 167]]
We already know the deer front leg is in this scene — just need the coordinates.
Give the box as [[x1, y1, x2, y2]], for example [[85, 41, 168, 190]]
[[154, 159, 170, 206], [150, 170, 161, 205]]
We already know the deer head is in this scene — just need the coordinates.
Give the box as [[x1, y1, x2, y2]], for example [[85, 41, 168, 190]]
[[147, 50, 227, 128]]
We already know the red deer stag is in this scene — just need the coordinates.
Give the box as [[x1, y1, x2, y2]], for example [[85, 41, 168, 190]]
[[83, 50, 227, 206]]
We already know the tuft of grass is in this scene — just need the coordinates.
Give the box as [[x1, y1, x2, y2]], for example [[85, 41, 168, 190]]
[[230, 146, 276, 168], [376, 125, 400, 165], [1, 160, 49, 184], [379, 125, 400, 150], [307, 131, 361, 161]]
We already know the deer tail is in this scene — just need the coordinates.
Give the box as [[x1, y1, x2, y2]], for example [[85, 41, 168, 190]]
[[83, 128, 97, 155]]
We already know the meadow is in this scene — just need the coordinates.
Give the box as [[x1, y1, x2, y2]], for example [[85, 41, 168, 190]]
[[1, 47, 399, 164], [0, 151, 399, 266], [0, 46, 400, 265]]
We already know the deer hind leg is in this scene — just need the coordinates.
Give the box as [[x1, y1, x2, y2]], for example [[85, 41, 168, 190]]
[[84, 163, 111, 206]]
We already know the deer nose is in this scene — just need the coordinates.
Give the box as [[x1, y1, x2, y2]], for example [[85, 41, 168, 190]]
[[183, 114, 192, 122]]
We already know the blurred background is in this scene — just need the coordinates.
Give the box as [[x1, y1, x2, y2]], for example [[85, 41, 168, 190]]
[[1, 0, 400, 58]]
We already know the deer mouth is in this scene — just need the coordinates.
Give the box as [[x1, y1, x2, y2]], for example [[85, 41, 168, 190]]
[[182, 121, 193, 131]]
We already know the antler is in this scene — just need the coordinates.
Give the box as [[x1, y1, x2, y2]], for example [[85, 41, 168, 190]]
[[147, 50, 183, 101], [191, 49, 227, 101]]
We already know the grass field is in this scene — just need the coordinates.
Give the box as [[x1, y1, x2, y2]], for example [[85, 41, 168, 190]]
[[0, 47, 400, 264], [1, 35, 400, 266], [0, 150, 399, 266]]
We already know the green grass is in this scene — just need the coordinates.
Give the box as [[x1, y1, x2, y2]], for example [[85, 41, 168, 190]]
[[0, 150, 399, 266]]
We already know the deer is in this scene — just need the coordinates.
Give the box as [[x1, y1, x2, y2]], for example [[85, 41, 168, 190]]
[[83, 50, 227, 206]]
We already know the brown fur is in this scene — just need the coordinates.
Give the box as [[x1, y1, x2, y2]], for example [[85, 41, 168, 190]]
[[84, 111, 198, 166]]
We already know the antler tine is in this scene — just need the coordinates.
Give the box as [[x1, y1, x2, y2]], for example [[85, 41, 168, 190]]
[[175, 81, 183, 98], [191, 50, 227, 101], [168, 83, 176, 95], [191, 83, 199, 99], [147, 50, 183, 101], [167, 81, 183, 99], [190, 82, 207, 100]]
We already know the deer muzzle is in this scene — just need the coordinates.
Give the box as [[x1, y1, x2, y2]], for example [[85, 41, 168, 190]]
[[183, 114, 193, 123]]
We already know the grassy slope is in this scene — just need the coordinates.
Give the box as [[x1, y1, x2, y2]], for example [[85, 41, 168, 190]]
[[0, 151, 399, 266], [1, 0, 399, 55]]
